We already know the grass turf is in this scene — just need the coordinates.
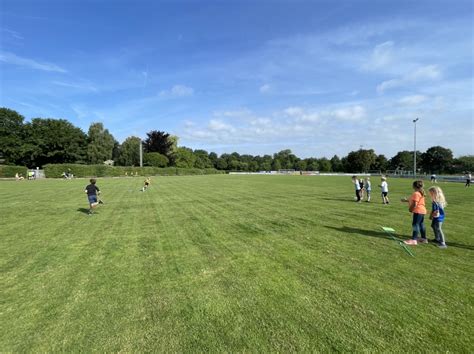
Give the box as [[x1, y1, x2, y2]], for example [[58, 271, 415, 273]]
[[1, 175, 473, 351]]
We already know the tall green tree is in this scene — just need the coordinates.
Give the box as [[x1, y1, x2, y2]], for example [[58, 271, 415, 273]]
[[296, 160, 307, 171], [216, 157, 228, 170], [144, 130, 173, 157], [330, 155, 343, 172], [274, 149, 297, 169], [193, 149, 213, 168], [0, 108, 26, 165], [209, 152, 218, 168], [260, 155, 273, 171], [452, 155, 474, 173], [86, 122, 116, 164], [389, 150, 421, 171], [318, 157, 332, 172], [345, 149, 377, 173], [23, 118, 87, 167], [420, 146, 454, 173], [371, 154, 389, 172], [117, 136, 141, 166], [174, 147, 196, 168], [305, 158, 319, 171], [271, 159, 281, 171]]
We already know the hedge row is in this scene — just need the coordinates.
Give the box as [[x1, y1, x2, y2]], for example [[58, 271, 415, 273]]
[[43, 164, 226, 178], [0, 165, 28, 178]]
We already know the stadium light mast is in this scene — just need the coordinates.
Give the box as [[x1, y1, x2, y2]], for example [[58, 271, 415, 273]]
[[139, 139, 143, 167], [413, 118, 419, 178]]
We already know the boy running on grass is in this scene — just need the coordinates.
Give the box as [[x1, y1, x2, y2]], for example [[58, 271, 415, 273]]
[[85, 178, 103, 215], [143, 177, 151, 191]]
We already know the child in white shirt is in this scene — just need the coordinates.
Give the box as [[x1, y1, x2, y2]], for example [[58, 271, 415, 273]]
[[379, 177, 389, 204]]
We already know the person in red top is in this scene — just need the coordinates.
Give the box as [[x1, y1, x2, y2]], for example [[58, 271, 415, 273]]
[[401, 180, 427, 245]]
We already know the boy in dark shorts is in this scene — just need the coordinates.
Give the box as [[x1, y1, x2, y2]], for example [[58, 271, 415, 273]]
[[141, 177, 151, 192], [85, 178, 103, 215]]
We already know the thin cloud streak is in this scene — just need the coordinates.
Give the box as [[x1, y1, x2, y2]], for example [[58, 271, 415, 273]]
[[0, 51, 66, 73]]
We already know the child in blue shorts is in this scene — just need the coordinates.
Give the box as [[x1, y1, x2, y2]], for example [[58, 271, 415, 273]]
[[85, 178, 103, 215]]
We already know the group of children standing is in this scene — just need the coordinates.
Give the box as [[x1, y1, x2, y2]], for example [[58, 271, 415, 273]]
[[402, 181, 447, 248], [351, 176, 390, 204], [351, 176, 373, 203], [352, 175, 448, 249]]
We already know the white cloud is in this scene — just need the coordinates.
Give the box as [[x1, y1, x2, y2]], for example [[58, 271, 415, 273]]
[[171, 84, 194, 96], [259, 84, 271, 93], [376, 79, 402, 93], [2, 28, 24, 40], [377, 65, 442, 93], [332, 105, 366, 121], [408, 65, 441, 81], [364, 41, 395, 70], [52, 81, 98, 92], [181, 103, 368, 147], [284, 106, 304, 117], [159, 84, 194, 97], [0, 51, 66, 73], [208, 119, 235, 132], [284, 106, 321, 122], [398, 94, 428, 105]]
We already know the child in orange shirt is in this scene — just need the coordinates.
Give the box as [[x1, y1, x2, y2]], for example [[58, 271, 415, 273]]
[[401, 180, 427, 245]]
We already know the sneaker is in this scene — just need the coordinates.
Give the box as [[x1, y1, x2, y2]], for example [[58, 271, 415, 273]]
[[99, 200, 104, 204], [438, 243, 447, 249], [419, 238, 428, 244], [404, 239, 418, 245]]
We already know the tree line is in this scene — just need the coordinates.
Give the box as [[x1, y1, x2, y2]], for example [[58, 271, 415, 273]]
[[1, 107, 472, 173]]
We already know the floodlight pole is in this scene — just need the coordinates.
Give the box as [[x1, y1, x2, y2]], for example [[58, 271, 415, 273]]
[[413, 118, 419, 178], [139, 140, 143, 167]]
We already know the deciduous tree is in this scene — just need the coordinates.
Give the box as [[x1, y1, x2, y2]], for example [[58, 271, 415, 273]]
[[117, 136, 141, 166], [420, 146, 454, 173], [86, 122, 116, 164], [0, 108, 26, 165]]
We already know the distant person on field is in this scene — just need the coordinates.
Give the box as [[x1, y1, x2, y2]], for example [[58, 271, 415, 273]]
[[85, 178, 104, 215], [142, 177, 151, 192], [365, 177, 371, 202], [352, 176, 361, 202], [402, 180, 427, 245], [359, 178, 365, 200], [465, 172, 471, 187], [430, 174, 437, 183], [428, 186, 448, 249], [379, 177, 389, 204]]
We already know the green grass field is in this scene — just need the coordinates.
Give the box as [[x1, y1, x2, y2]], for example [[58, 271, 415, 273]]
[[1, 175, 473, 351]]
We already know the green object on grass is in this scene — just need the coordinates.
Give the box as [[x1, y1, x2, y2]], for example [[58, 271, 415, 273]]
[[380, 226, 415, 257], [381, 226, 396, 233]]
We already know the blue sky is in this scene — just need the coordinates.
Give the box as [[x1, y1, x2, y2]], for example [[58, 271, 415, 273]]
[[1, 0, 473, 158]]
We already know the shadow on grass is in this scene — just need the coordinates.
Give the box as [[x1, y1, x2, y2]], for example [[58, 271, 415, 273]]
[[77, 208, 90, 214], [324, 225, 402, 240], [320, 197, 360, 203], [324, 225, 474, 251], [445, 242, 474, 251]]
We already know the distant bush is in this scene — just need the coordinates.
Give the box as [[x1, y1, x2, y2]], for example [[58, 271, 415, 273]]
[[43, 164, 225, 178], [0, 165, 28, 178], [144, 152, 169, 167]]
